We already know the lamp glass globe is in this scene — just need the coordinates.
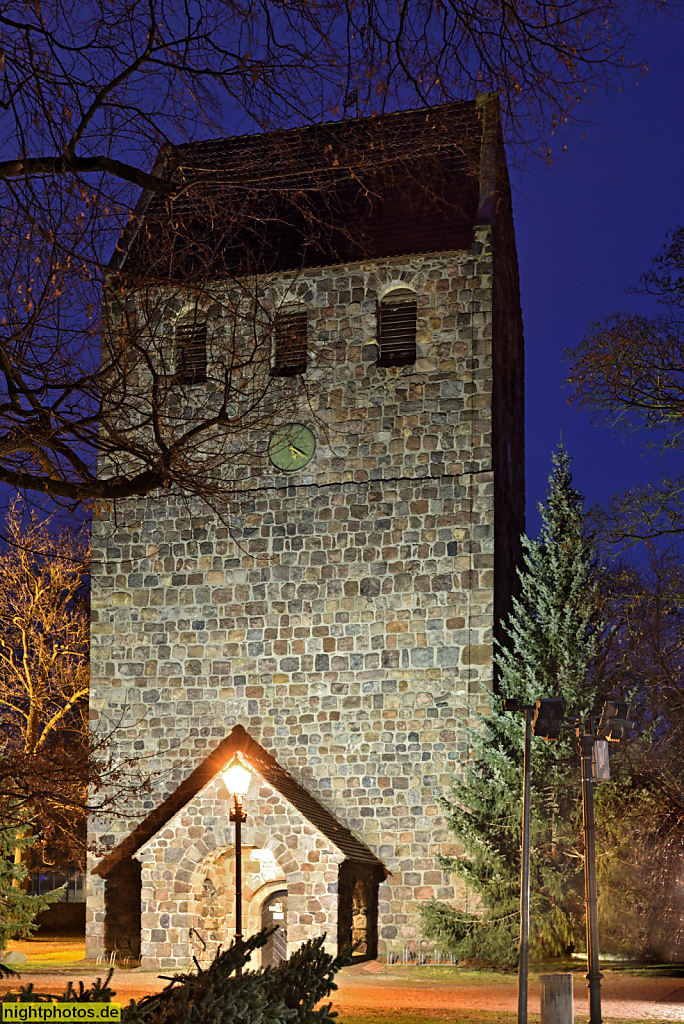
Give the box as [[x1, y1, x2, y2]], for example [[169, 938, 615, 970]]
[[222, 755, 252, 797]]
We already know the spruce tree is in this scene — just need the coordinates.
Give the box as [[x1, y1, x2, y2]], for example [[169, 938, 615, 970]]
[[120, 933, 350, 1024], [0, 813, 64, 952], [422, 447, 604, 965]]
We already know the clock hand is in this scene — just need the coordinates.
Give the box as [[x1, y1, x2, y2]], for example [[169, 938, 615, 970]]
[[288, 444, 307, 458]]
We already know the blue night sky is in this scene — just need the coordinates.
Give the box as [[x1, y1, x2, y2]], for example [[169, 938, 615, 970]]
[[7, 11, 683, 542], [513, 10, 684, 537]]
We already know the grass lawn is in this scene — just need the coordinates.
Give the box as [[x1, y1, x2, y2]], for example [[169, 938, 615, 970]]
[[336, 1012, 664, 1024], [338, 1013, 522, 1024], [372, 966, 517, 985], [2, 938, 85, 968]]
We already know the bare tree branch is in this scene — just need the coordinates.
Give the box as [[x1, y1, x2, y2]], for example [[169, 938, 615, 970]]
[[567, 226, 684, 544], [0, 0, 667, 509]]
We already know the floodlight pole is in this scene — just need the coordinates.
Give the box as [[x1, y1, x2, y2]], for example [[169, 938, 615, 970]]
[[579, 732, 602, 1024], [518, 704, 533, 1024]]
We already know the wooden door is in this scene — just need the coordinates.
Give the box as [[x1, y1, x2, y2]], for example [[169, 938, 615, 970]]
[[261, 889, 288, 966]]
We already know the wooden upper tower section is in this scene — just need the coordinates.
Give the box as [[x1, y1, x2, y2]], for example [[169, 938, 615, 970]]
[[116, 98, 502, 279]]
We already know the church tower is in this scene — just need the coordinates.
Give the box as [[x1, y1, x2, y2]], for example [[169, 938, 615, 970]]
[[87, 97, 524, 970]]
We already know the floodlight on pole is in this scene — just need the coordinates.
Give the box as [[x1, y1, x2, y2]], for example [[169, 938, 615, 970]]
[[579, 733, 601, 1024], [503, 694, 565, 1024], [580, 700, 632, 1024], [532, 698, 566, 741], [504, 694, 633, 1024], [596, 701, 632, 743], [501, 696, 561, 1024]]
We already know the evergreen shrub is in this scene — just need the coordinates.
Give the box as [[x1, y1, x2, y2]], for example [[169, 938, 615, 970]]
[[0, 930, 352, 1024]]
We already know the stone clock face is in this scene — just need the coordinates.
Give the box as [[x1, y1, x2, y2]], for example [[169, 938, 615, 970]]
[[268, 423, 316, 472]]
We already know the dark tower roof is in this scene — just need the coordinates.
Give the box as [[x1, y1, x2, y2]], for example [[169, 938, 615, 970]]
[[117, 99, 499, 281]]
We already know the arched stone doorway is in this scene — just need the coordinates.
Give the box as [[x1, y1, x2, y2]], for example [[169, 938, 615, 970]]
[[190, 845, 287, 966], [337, 861, 384, 962], [351, 880, 369, 956], [260, 889, 288, 966], [104, 859, 141, 959]]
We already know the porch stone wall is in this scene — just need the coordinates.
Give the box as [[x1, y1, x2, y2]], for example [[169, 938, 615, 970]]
[[137, 771, 343, 970], [85, 866, 105, 961]]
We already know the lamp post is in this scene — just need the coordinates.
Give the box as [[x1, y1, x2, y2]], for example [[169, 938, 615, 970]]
[[579, 731, 601, 1023], [503, 699, 533, 1024], [580, 701, 632, 1024], [504, 697, 566, 1024], [222, 753, 252, 975], [518, 702, 532, 1024], [529, 698, 632, 1024]]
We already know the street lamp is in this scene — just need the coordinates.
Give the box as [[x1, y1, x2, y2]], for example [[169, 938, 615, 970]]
[[222, 753, 252, 972], [529, 698, 632, 1024], [578, 701, 632, 1024], [504, 697, 566, 1024]]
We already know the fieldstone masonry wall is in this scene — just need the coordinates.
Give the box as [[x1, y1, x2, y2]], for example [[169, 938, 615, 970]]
[[88, 224, 524, 964]]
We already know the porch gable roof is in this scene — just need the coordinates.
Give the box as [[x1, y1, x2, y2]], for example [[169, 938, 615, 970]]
[[93, 725, 386, 877]]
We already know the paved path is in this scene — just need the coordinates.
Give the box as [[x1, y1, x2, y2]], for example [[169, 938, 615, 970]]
[[1, 962, 683, 1019], [0, 967, 168, 1005], [334, 967, 684, 1021]]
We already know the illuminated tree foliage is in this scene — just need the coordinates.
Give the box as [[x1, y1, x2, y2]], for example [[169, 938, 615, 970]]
[[0, 501, 90, 871], [594, 546, 684, 961]]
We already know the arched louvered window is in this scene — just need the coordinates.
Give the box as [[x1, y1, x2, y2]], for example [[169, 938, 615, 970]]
[[272, 310, 307, 376], [378, 288, 417, 367], [175, 314, 207, 384]]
